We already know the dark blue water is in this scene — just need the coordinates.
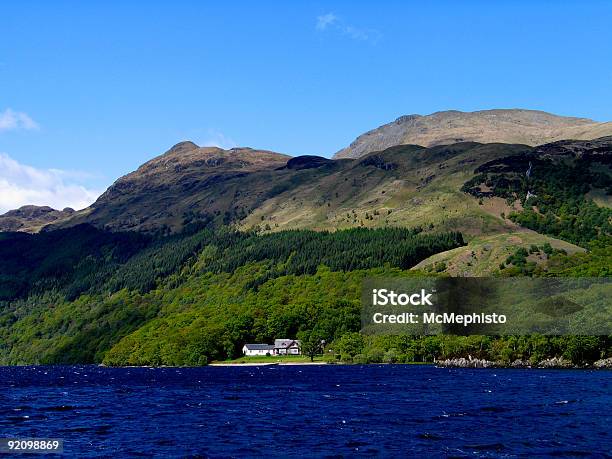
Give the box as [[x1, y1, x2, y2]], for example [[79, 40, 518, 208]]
[[0, 365, 610, 457]]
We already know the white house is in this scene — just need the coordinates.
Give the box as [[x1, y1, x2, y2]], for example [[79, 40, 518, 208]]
[[242, 343, 275, 356], [274, 339, 301, 355]]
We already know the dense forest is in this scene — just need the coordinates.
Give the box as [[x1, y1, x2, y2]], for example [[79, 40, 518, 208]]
[[0, 225, 463, 301], [0, 221, 609, 366], [0, 225, 466, 364]]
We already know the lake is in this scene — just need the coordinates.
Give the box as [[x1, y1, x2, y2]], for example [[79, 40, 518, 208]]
[[1, 365, 610, 457]]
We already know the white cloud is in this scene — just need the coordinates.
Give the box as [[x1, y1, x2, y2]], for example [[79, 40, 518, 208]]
[[342, 25, 371, 41], [315, 12, 380, 42], [0, 152, 101, 213], [316, 13, 337, 30], [200, 130, 238, 150], [0, 108, 39, 132]]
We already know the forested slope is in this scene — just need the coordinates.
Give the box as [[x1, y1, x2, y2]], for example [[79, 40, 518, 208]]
[[1, 136, 610, 366]]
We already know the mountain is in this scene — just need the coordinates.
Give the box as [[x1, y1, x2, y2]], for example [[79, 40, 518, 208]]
[[4, 110, 609, 235], [51, 141, 291, 233], [0, 137, 609, 366], [39, 139, 530, 236], [0, 205, 75, 233], [2, 136, 606, 278], [333, 109, 612, 159], [3, 136, 607, 247]]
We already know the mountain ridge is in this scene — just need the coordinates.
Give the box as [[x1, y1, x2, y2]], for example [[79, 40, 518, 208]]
[[42, 139, 531, 235], [2, 111, 611, 238], [2, 136, 610, 241], [333, 109, 612, 159], [48, 142, 292, 233], [0, 205, 75, 233]]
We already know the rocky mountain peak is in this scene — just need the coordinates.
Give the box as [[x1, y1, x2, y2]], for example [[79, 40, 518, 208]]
[[166, 141, 200, 155], [334, 109, 612, 159], [0, 205, 76, 233]]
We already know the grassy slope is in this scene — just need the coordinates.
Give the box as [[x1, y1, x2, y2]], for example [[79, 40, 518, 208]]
[[240, 143, 529, 239], [413, 232, 584, 276]]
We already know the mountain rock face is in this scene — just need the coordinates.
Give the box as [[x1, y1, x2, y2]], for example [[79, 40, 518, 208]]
[[333, 109, 612, 159], [50, 142, 292, 233], [285, 155, 333, 170], [0, 205, 75, 233]]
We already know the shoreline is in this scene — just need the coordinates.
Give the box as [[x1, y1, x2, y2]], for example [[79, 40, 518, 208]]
[[206, 359, 612, 369], [1, 361, 609, 369], [209, 361, 328, 367], [435, 356, 612, 370]]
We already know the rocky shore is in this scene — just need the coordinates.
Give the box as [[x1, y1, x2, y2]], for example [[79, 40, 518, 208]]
[[436, 356, 612, 369]]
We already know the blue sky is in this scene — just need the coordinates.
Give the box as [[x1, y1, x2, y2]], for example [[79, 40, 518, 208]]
[[1, 1, 611, 211]]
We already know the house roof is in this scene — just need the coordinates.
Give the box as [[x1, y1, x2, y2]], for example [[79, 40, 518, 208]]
[[274, 339, 301, 348], [243, 344, 274, 350]]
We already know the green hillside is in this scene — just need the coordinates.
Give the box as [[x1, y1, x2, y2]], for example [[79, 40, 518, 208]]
[[1, 137, 610, 366], [0, 222, 609, 366], [0, 225, 464, 364], [414, 232, 584, 276]]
